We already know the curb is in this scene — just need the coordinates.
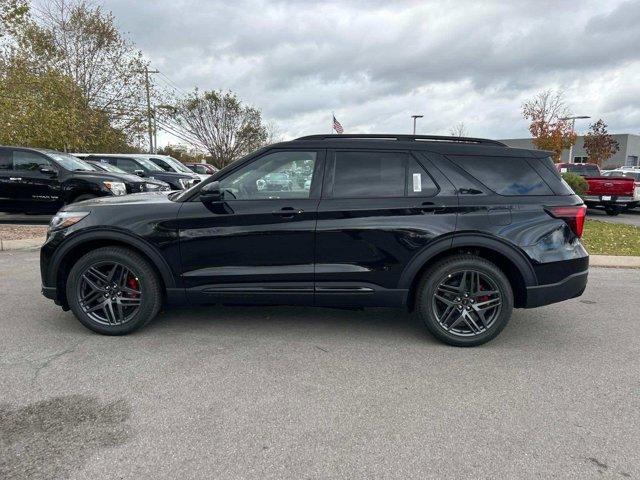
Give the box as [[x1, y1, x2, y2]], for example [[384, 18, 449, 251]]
[[0, 236, 46, 251], [589, 255, 640, 269], [1, 237, 640, 269]]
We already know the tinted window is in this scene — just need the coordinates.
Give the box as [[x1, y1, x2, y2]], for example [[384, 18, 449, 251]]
[[219, 151, 316, 199], [13, 151, 51, 172], [448, 155, 553, 196], [115, 158, 142, 173], [407, 158, 438, 197], [559, 164, 600, 177], [332, 151, 406, 198], [0, 150, 11, 170]]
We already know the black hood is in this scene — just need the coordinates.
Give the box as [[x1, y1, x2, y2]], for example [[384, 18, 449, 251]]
[[72, 170, 143, 183]]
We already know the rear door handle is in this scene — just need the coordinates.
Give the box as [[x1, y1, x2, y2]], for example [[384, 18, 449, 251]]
[[417, 202, 447, 214], [272, 207, 304, 218], [9, 177, 22, 181]]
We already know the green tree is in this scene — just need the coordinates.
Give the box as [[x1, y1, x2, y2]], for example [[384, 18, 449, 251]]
[[167, 90, 268, 169], [0, 59, 130, 151], [583, 119, 620, 167]]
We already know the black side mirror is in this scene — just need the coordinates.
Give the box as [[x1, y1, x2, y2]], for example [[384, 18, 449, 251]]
[[134, 169, 145, 177], [39, 166, 57, 177], [200, 181, 223, 203]]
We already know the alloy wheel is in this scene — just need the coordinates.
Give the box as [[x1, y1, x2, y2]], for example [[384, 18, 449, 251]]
[[432, 269, 502, 337], [76, 262, 142, 326]]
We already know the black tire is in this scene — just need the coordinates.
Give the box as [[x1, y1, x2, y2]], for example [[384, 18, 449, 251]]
[[604, 207, 620, 216], [415, 255, 514, 347], [71, 194, 98, 203], [66, 246, 162, 335]]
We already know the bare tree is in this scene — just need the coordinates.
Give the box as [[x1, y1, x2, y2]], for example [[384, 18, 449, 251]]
[[522, 90, 576, 161], [169, 89, 269, 169], [449, 122, 468, 137]]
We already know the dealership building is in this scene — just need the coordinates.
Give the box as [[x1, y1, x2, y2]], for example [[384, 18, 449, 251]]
[[499, 134, 640, 169]]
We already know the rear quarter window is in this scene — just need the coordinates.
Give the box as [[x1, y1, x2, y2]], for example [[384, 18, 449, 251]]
[[447, 155, 554, 196]]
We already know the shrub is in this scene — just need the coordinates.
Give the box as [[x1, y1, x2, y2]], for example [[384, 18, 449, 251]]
[[562, 172, 589, 196]]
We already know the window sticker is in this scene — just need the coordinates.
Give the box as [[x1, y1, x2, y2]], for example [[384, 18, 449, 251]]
[[560, 167, 567, 173], [413, 173, 422, 192]]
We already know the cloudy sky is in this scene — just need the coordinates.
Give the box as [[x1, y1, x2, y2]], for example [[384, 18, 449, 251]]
[[106, 0, 640, 144]]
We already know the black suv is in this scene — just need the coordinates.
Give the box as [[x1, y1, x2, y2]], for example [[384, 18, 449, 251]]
[[82, 154, 201, 190], [0, 146, 156, 214], [41, 135, 588, 346]]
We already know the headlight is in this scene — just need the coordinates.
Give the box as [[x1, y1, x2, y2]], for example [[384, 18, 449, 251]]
[[103, 181, 127, 196], [49, 211, 90, 232]]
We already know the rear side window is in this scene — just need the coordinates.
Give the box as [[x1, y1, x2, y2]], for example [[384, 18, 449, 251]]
[[331, 151, 437, 198], [0, 150, 11, 170], [447, 155, 553, 196]]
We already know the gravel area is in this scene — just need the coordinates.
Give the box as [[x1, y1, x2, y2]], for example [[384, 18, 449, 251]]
[[0, 224, 47, 241]]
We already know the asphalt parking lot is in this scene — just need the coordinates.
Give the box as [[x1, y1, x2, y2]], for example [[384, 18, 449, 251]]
[[588, 208, 640, 227], [1, 250, 639, 479]]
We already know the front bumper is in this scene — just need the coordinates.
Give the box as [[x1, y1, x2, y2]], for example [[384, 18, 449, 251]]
[[525, 270, 588, 308]]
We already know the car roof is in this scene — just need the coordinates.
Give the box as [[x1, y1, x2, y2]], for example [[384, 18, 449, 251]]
[[267, 134, 551, 158]]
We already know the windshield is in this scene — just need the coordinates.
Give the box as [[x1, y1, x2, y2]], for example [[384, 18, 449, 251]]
[[152, 156, 193, 174], [48, 152, 97, 171]]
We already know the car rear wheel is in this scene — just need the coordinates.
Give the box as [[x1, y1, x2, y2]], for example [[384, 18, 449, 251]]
[[415, 255, 514, 347], [604, 206, 620, 216], [66, 247, 162, 335]]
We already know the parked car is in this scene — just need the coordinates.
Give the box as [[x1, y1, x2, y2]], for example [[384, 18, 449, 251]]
[[41, 134, 588, 347], [84, 160, 171, 192], [556, 162, 639, 215], [0, 146, 152, 214], [186, 163, 218, 175], [81, 154, 201, 190], [146, 155, 209, 181]]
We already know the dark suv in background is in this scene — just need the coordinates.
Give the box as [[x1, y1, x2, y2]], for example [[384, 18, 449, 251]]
[[41, 135, 588, 346], [0, 146, 163, 214]]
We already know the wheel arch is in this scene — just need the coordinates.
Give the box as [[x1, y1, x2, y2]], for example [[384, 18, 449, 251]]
[[401, 234, 537, 310], [49, 230, 178, 308]]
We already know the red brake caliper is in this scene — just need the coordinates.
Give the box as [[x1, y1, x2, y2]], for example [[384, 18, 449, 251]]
[[126, 276, 140, 298], [477, 281, 490, 303]]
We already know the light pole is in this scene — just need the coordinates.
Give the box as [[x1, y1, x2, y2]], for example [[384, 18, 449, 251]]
[[560, 115, 590, 163], [411, 115, 423, 135]]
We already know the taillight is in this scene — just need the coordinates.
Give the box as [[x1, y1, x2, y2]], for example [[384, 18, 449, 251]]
[[545, 205, 587, 238]]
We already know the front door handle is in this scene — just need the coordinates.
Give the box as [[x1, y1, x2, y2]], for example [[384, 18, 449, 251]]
[[272, 207, 304, 218], [9, 177, 22, 181]]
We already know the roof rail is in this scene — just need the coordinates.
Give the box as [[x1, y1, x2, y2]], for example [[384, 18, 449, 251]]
[[295, 134, 507, 147]]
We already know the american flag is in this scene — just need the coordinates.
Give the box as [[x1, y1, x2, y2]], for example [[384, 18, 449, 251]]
[[332, 115, 344, 134]]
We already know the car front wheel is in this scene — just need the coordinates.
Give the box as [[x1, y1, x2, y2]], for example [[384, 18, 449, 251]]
[[416, 255, 514, 347], [66, 246, 162, 335]]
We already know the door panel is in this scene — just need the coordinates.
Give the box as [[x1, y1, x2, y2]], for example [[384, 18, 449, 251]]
[[314, 150, 458, 307], [178, 149, 324, 305]]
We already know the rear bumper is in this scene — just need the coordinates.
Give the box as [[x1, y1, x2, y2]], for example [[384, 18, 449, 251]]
[[583, 195, 638, 205], [525, 270, 588, 308]]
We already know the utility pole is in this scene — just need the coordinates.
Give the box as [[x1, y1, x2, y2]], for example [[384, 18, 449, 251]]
[[140, 66, 159, 153]]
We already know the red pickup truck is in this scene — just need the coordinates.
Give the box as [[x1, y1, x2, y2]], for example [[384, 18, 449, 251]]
[[556, 163, 640, 216]]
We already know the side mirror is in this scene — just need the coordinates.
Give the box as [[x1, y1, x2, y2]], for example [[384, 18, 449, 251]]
[[134, 169, 145, 177], [39, 166, 57, 177], [200, 181, 223, 203]]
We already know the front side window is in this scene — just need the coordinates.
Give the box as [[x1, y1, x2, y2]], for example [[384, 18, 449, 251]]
[[219, 151, 316, 200], [0, 150, 11, 170], [13, 151, 51, 172]]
